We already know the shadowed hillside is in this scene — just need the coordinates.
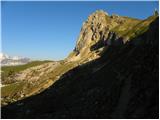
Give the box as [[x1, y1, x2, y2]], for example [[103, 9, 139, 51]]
[[1, 14, 159, 119]]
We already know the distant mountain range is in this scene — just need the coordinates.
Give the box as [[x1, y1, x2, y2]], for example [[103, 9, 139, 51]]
[[0, 53, 30, 66]]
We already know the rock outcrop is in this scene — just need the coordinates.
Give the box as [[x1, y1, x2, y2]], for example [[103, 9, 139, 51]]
[[68, 10, 110, 61], [68, 10, 140, 62]]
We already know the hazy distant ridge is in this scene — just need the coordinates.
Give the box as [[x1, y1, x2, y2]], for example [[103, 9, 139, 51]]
[[0, 53, 30, 66]]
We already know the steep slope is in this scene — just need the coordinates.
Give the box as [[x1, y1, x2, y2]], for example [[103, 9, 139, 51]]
[[68, 10, 157, 63], [2, 10, 159, 119], [1, 60, 79, 106]]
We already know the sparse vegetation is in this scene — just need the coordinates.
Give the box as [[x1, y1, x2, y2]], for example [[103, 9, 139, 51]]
[[111, 14, 158, 41], [1, 81, 28, 106], [2, 60, 52, 76], [1, 60, 52, 84], [1, 59, 79, 106], [1, 82, 26, 98]]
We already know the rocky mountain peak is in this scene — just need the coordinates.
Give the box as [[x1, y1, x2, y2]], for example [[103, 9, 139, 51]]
[[87, 10, 108, 22], [68, 10, 122, 61], [70, 10, 109, 60], [68, 10, 157, 63]]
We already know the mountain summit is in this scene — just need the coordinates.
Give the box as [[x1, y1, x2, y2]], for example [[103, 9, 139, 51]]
[[68, 10, 157, 63]]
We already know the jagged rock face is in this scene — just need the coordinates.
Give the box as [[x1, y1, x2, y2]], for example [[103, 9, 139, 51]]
[[69, 10, 128, 61], [73, 10, 109, 60], [68, 10, 157, 63]]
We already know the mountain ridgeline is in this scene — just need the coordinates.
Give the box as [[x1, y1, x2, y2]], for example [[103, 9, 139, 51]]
[[68, 10, 157, 62], [2, 10, 159, 118]]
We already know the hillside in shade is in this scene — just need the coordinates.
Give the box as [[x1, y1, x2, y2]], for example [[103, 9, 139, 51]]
[[1, 10, 159, 119]]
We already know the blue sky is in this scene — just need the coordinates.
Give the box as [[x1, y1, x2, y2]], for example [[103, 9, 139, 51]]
[[2, 1, 159, 60]]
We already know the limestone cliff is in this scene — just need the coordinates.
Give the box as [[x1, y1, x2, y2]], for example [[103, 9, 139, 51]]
[[68, 10, 157, 62]]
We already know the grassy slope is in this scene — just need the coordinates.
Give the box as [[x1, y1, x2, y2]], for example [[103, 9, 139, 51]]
[[1, 60, 53, 105], [111, 17, 141, 37], [1, 60, 79, 106], [110, 14, 158, 41], [122, 15, 158, 40], [1, 82, 26, 98], [1, 60, 52, 77]]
